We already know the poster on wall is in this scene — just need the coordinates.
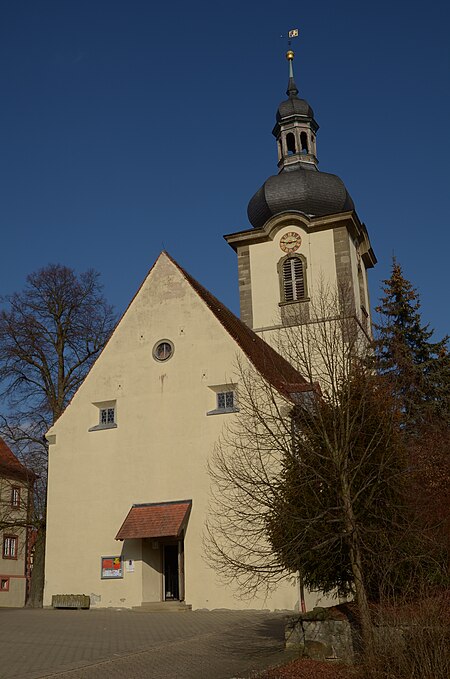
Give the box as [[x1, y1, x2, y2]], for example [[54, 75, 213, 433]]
[[101, 556, 123, 579]]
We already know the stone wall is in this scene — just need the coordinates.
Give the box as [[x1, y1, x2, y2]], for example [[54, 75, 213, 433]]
[[285, 605, 359, 664], [285, 604, 422, 665]]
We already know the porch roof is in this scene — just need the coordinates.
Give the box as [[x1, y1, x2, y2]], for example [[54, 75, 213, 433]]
[[115, 500, 192, 540]]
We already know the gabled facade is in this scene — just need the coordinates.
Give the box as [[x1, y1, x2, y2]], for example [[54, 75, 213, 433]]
[[44, 253, 322, 610], [0, 437, 35, 607]]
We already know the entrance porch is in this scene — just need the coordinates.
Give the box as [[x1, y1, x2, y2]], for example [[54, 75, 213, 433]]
[[116, 499, 191, 606]]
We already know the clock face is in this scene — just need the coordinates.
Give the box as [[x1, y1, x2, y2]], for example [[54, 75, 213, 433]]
[[280, 231, 302, 253]]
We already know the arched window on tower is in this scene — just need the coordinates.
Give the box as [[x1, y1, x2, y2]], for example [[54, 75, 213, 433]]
[[286, 133, 296, 155], [282, 256, 307, 302], [358, 265, 366, 310], [300, 132, 309, 154]]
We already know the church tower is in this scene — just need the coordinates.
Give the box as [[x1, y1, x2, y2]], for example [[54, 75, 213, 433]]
[[225, 50, 376, 349]]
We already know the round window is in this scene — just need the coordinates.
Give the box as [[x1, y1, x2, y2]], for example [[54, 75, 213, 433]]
[[153, 340, 174, 362]]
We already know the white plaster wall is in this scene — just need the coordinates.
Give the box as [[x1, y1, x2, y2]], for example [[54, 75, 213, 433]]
[[44, 254, 332, 611], [249, 224, 337, 331], [142, 539, 161, 602]]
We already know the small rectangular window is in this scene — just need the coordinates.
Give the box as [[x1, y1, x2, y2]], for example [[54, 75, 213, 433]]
[[217, 391, 234, 410], [0, 577, 10, 591], [100, 407, 115, 425], [89, 401, 117, 431], [11, 487, 20, 509], [3, 536, 18, 560], [207, 385, 238, 416]]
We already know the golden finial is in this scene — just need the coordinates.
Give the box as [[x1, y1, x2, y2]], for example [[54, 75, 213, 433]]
[[286, 50, 295, 61]]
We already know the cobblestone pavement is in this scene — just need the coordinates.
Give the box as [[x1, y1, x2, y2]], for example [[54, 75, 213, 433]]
[[0, 608, 297, 679]]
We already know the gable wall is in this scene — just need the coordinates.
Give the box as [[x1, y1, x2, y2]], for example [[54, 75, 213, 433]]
[[44, 256, 303, 610]]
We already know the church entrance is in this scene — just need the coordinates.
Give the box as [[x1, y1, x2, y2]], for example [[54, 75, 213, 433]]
[[163, 540, 184, 601]]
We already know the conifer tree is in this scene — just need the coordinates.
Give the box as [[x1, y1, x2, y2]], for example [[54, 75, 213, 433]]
[[374, 258, 449, 429]]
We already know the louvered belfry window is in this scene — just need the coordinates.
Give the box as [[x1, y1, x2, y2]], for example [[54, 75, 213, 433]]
[[283, 257, 305, 302]]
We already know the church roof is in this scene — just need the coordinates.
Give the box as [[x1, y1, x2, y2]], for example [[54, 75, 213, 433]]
[[247, 165, 355, 228], [166, 253, 311, 399], [277, 96, 314, 121], [0, 436, 35, 482]]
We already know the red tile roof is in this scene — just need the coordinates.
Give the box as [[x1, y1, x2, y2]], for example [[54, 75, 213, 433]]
[[166, 253, 311, 399], [0, 436, 35, 482], [116, 500, 192, 540]]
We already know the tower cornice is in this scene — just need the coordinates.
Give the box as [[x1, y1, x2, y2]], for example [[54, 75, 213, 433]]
[[224, 210, 376, 268]]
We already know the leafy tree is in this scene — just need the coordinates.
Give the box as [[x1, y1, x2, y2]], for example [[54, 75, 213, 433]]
[[267, 371, 444, 603], [374, 258, 449, 428], [0, 264, 115, 606], [407, 423, 450, 549]]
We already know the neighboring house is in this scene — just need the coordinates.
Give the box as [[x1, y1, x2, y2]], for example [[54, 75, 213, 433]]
[[0, 437, 35, 607], [43, 51, 376, 610]]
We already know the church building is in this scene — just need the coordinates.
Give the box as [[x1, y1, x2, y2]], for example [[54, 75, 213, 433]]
[[43, 51, 376, 611]]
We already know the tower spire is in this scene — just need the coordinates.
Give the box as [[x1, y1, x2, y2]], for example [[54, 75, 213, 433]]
[[272, 40, 319, 172], [286, 50, 299, 98]]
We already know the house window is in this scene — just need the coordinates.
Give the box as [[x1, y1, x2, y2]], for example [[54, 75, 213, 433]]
[[217, 391, 234, 410], [89, 400, 117, 432], [3, 536, 18, 560], [11, 487, 20, 509], [282, 256, 307, 302], [0, 577, 10, 591], [100, 407, 115, 426], [207, 385, 238, 415]]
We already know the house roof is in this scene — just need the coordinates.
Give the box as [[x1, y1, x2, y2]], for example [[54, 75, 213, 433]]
[[0, 436, 35, 482], [116, 500, 192, 540], [166, 253, 311, 399]]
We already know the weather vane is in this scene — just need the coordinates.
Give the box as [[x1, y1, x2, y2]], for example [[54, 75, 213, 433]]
[[280, 28, 299, 67], [280, 28, 299, 48]]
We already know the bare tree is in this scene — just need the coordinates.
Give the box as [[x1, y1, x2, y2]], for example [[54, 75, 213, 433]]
[[206, 283, 443, 656], [0, 264, 115, 606]]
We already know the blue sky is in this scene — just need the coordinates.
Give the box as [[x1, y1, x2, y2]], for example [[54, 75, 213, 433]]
[[1, 1, 449, 339]]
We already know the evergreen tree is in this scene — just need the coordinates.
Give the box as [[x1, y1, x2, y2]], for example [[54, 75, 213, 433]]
[[374, 258, 449, 428]]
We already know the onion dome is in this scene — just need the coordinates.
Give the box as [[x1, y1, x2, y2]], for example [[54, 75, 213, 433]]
[[276, 66, 314, 120], [277, 96, 314, 121], [248, 167, 354, 229]]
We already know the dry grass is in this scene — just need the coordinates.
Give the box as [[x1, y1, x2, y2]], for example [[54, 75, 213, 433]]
[[257, 657, 355, 679], [361, 591, 450, 679]]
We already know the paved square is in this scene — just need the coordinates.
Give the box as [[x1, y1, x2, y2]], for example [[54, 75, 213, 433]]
[[0, 608, 297, 678]]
